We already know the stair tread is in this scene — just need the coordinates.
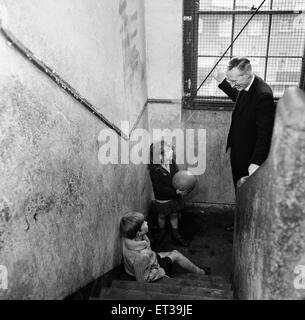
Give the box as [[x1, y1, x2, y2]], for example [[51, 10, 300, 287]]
[[111, 280, 233, 299], [99, 287, 230, 300], [172, 273, 231, 284], [160, 276, 232, 290]]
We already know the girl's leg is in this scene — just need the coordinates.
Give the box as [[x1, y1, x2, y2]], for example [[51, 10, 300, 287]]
[[170, 212, 179, 230], [170, 212, 188, 247], [158, 213, 166, 230], [155, 213, 166, 244], [160, 250, 206, 275], [158, 251, 172, 258], [169, 212, 179, 229]]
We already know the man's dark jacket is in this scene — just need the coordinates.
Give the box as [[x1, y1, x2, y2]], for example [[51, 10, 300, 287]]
[[219, 75, 276, 187]]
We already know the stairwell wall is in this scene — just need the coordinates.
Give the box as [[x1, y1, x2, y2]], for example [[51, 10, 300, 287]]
[[234, 88, 305, 300], [0, 0, 151, 299]]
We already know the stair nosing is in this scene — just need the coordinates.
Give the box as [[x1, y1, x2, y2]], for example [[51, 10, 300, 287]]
[[111, 280, 232, 297], [99, 287, 230, 300]]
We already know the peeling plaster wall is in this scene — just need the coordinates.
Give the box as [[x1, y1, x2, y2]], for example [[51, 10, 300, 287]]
[[0, 0, 150, 299], [148, 103, 183, 137], [234, 88, 305, 300], [1, 0, 147, 131]]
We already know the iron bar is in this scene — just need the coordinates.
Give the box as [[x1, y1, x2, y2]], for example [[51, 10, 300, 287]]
[[190, 0, 267, 101]]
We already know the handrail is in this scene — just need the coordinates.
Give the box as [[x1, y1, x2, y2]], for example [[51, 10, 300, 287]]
[[0, 21, 129, 141]]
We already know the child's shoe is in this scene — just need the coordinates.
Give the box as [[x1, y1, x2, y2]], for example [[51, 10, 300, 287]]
[[199, 266, 211, 275]]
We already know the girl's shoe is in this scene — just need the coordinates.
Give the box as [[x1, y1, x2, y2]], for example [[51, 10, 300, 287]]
[[199, 266, 211, 275], [172, 230, 189, 247]]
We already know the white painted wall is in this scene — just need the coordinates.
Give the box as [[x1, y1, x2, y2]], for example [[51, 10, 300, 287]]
[[145, 0, 183, 100]]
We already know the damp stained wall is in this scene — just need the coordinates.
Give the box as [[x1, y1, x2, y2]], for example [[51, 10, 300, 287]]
[[183, 109, 236, 204], [1, 0, 147, 132], [0, 0, 151, 299], [234, 88, 305, 300]]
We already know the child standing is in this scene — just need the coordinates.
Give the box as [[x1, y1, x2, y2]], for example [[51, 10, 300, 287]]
[[148, 141, 189, 247], [120, 212, 210, 282]]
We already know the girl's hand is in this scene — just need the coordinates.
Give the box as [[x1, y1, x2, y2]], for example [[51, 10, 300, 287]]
[[176, 189, 189, 196]]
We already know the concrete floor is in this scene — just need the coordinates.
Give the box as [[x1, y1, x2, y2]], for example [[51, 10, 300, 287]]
[[149, 206, 234, 279]]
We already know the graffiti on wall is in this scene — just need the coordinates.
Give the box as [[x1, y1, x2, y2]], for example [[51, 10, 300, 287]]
[[119, 0, 145, 94]]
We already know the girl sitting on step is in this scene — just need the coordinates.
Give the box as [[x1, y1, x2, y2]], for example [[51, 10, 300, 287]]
[[120, 211, 210, 283]]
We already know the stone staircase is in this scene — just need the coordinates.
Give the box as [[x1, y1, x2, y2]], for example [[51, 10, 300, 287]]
[[96, 273, 233, 300]]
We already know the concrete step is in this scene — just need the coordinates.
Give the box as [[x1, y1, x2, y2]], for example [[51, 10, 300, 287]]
[[172, 273, 231, 285], [110, 280, 233, 299], [119, 271, 231, 290], [159, 276, 232, 291], [98, 287, 229, 300]]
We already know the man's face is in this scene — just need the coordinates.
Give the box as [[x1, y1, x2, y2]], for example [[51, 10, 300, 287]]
[[226, 67, 252, 91]]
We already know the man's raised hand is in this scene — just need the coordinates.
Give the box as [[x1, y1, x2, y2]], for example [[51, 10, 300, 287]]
[[212, 68, 226, 83]]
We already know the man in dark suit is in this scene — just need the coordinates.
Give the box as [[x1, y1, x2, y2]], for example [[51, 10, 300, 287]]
[[213, 57, 276, 231]]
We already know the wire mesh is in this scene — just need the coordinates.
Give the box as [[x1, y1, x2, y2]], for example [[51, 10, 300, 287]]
[[184, 0, 305, 102]]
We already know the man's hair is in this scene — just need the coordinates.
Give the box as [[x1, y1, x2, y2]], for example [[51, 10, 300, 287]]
[[120, 212, 145, 239], [228, 57, 252, 73]]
